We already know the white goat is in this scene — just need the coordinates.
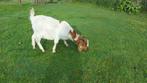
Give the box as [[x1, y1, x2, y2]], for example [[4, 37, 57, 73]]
[[30, 8, 74, 53]]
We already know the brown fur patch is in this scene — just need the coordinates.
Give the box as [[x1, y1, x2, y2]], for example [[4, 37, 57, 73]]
[[69, 30, 77, 39], [69, 30, 88, 52]]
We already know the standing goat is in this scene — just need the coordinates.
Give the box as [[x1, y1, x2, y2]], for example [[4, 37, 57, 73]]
[[29, 8, 89, 53]]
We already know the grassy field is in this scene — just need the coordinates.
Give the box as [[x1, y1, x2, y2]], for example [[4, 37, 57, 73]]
[[0, 2, 147, 83]]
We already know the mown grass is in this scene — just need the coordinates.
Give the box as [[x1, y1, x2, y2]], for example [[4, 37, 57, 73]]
[[0, 2, 147, 83]]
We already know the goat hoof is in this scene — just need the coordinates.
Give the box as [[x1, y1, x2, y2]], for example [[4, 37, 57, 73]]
[[52, 51, 56, 53], [42, 50, 45, 53]]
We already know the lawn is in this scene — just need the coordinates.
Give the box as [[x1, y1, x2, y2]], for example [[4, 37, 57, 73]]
[[0, 2, 147, 83]]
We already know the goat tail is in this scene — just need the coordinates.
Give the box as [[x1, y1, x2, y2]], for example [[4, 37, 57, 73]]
[[30, 7, 35, 17]]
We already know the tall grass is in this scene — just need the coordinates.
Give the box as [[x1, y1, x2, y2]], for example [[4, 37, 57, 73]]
[[142, 0, 147, 10]]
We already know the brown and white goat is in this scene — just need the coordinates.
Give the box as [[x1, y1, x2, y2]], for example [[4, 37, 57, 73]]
[[29, 8, 89, 53]]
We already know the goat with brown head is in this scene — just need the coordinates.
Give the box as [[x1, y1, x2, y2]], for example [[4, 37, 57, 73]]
[[70, 30, 89, 52]]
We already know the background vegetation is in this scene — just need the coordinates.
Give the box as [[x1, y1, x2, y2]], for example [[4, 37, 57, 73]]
[[2, 0, 147, 10], [73, 0, 147, 11]]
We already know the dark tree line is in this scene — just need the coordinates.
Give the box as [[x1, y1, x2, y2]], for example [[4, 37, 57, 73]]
[[33, 0, 47, 4], [18, 0, 56, 4]]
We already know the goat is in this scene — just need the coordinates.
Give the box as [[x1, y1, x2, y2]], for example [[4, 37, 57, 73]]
[[29, 8, 89, 53]]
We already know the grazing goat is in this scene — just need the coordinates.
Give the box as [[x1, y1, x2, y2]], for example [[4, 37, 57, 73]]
[[29, 8, 89, 53]]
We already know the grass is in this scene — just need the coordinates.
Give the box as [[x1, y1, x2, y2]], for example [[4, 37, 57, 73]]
[[0, 2, 147, 83]]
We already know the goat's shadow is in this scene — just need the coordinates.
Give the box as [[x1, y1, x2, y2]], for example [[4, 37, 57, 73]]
[[41, 40, 83, 83]]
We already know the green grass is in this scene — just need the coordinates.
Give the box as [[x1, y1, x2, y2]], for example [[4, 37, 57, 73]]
[[0, 2, 147, 83]]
